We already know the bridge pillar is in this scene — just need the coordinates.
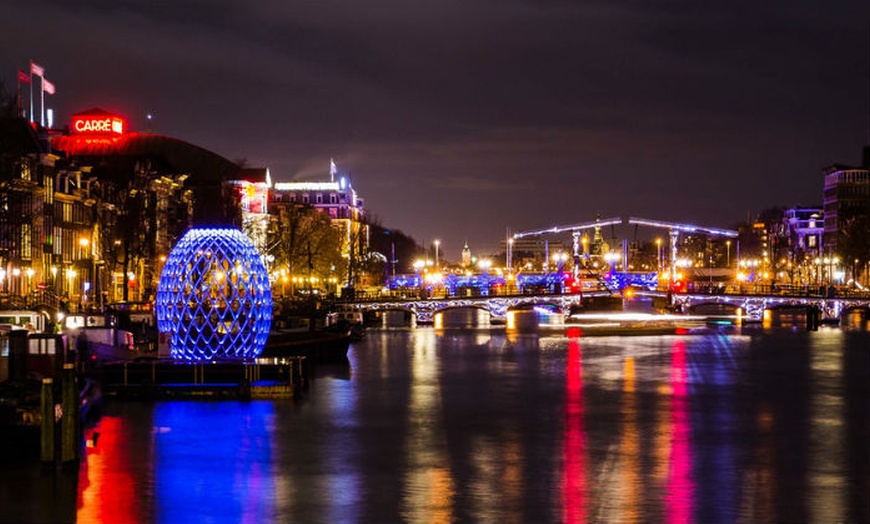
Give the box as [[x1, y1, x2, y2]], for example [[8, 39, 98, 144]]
[[806, 305, 820, 332], [506, 309, 538, 333]]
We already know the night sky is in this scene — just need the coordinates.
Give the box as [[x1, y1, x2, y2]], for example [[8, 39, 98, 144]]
[[3, 1, 869, 259]]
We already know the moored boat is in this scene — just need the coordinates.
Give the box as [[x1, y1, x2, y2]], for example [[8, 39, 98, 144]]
[[260, 328, 351, 361]]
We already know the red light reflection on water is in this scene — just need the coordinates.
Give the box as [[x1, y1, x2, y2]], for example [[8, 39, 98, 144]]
[[561, 336, 587, 523], [77, 416, 139, 523], [666, 339, 694, 523]]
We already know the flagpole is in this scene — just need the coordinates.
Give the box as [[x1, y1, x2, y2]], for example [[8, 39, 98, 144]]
[[40, 76, 45, 127], [29, 71, 33, 123]]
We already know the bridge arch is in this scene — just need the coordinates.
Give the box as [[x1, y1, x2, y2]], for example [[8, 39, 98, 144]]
[[433, 304, 495, 328], [367, 306, 417, 327]]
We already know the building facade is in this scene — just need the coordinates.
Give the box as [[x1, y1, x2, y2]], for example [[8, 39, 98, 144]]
[[271, 169, 369, 289], [1, 110, 239, 314], [782, 206, 824, 259], [823, 148, 870, 254]]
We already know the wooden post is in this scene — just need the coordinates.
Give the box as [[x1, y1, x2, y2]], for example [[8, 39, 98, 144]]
[[40, 378, 55, 463], [806, 305, 819, 331], [61, 364, 78, 463]]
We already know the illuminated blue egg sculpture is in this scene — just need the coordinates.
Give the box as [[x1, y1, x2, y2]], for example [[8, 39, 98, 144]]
[[156, 228, 272, 361]]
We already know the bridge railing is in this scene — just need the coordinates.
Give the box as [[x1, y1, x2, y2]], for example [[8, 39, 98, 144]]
[[339, 286, 592, 303], [681, 283, 870, 300], [341, 283, 870, 304]]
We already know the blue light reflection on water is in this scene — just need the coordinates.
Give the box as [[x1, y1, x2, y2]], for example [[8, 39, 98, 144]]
[[153, 401, 276, 524], [686, 333, 741, 524]]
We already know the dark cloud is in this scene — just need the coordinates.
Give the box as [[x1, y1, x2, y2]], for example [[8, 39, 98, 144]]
[[2, 0, 868, 257]]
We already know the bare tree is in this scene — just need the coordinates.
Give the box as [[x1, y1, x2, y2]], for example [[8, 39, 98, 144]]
[[270, 203, 344, 296]]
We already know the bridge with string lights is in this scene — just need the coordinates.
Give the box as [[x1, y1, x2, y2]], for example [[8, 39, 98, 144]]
[[339, 216, 870, 326], [339, 288, 869, 326]]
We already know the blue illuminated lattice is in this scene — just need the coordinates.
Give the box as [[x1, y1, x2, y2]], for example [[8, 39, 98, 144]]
[[387, 274, 422, 289], [602, 271, 658, 290], [155, 228, 272, 361]]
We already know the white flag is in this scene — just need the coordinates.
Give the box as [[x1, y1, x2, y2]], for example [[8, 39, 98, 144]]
[[30, 60, 44, 77]]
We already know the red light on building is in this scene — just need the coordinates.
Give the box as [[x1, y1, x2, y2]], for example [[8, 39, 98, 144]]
[[70, 109, 126, 135]]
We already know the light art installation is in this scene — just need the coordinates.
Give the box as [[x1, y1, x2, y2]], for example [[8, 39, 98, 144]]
[[156, 228, 272, 361]]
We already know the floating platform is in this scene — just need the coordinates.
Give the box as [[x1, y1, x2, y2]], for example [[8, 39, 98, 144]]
[[99, 359, 307, 400]]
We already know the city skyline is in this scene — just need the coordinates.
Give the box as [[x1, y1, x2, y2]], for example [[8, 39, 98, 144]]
[[2, 1, 869, 258]]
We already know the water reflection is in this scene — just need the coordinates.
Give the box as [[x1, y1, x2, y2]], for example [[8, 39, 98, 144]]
[[78, 415, 146, 523], [561, 335, 587, 523], [616, 355, 639, 522], [666, 339, 692, 524], [78, 402, 277, 523], [154, 402, 276, 523], [401, 326, 455, 523], [687, 334, 739, 523], [67, 328, 869, 523]]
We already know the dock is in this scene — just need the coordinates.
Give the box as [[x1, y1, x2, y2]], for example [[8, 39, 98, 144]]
[[99, 358, 307, 400]]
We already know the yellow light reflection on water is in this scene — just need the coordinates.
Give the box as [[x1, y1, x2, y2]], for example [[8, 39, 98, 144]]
[[402, 331, 456, 523], [619, 356, 639, 522]]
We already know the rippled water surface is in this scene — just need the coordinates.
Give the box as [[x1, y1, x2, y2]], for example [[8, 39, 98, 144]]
[[60, 327, 870, 522]]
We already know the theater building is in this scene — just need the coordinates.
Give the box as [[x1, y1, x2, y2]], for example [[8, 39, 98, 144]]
[[1, 109, 240, 312]]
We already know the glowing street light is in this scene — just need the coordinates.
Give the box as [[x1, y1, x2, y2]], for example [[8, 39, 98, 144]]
[[726, 240, 731, 268], [66, 269, 77, 303], [553, 252, 568, 274], [655, 238, 662, 272]]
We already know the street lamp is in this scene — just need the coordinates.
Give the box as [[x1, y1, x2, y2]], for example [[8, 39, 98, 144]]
[[726, 240, 731, 268], [66, 269, 77, 310], [655, 238, 662, 272], [26, 268, 34, 296], [552, 252, 568, 272]]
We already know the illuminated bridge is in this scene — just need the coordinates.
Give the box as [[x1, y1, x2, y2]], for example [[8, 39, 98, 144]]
[[669, 291, 870, 323], [339, 292, 601, 324], [341, 216, 868, 326], [339, 290, 869, 326]]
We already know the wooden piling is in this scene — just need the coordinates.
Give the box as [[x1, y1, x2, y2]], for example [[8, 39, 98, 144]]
[[40, 378, 55, 463], [61, 364, 78, 463], [806, 306, 820, 331]]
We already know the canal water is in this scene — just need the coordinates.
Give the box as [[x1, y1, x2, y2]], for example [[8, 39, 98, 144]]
[[7, 323, 870, 523]]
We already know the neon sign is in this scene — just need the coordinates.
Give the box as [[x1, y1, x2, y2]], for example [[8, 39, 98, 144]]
[[71, 115, 125, 135]]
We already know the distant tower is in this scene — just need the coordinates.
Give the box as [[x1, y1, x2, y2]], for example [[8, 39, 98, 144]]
[[461, 241, 471, 267], [590, 215, 609, 256]]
